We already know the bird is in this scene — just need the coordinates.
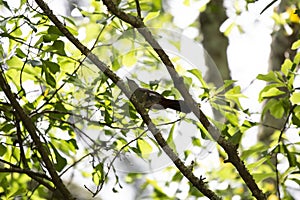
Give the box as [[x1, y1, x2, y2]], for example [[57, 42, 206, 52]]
[[127, 78, 191, 113]]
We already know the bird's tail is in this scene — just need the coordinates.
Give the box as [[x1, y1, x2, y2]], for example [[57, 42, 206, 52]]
[[161, 99, 191, 113]]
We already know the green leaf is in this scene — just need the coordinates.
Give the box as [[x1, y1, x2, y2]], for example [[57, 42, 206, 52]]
[[15, 48, 26, 58], [144, 11, 160, 23], [137, 139, 152, 158], [281, 59, 293, 76], [45, 70, 56, 88], [224, 22, 236, 37], [92, 163, 104, 185], [292, 106, 300, 127], [290, 178, 300, 185], [247, 156, 269, 170], [29, 59, 42, 67], [241, 144, 268, 159], [1, 0, 10, 10], [269, 100, 285, 119], [225, 112, 239, 126], [46, 40, 67, 56], [253, 173, 275, 183], [225, 85, 246, 108], [259, 86, 285, 102], [0, 123, 15, 133], [43, 60, 60, 74], [152, 0, 162, 11], [187, 69, 208, 89], [290, 92, 300, 104], [291, 39, 300, 50], [43, 34, 59, 42], [104, 108, 113, 125], [122, 51, 137, 67], [257, 71, 280, 82], [0, 143, 6, 156], [228, 130, 242, 145], [166, 123, 177, 153], [294, 52, 300, 65], [172, 171, 183, 182], [47, 25, 64, 36], [146, 179, 169, 198], [282, 144, 297, 167], [215, 80, 236, 94], [262, 99, 285, 119], [49, 142, 67, 172], [191, 136, 201, 147]]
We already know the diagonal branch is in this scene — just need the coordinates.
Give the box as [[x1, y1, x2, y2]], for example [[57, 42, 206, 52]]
[[0, 167, 54, 191], [33, 0, 220, 199], [102, 1, 266, 199], [0, 67, 74, 200]]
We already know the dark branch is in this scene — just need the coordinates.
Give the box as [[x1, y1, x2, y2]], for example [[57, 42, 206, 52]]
[[102, 1, 266, 199], [0, 66, 74, 200]]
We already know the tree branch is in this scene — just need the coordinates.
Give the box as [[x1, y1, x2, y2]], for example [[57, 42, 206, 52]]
[[33, 0, 220, 199], [0, 167, 54, 191], [0, 67, 74, 200], [102, 1, 266, 199]]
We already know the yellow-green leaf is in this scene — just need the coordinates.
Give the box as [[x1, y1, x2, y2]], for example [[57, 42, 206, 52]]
[[291, 39, 300, 50], [167, 123, 177, 153], [290, 92, 300, 104], [122, 51, 137, 67], [261, 87, 285, 99], [294, 52, 300, 65], [137, 139, 152, 158], [281, 59, 293, 76], [144, 11, 160, 23]]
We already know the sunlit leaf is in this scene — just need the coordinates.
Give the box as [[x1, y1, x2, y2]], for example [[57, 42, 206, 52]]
[[137, 139, 152, 158], [282, 144, 297, 167], [292, 106, 300, 127], [229, 130, 242, 145], [15, 48, 26, 58], [45, 70, 56, 88], [172, 171, 183, 182], [92, 163, 104, 185], [46, 40, 67, 56], [144, 11, 160, 23], [192, 136, 201, 147], [47, 25, 64, 36], [269, 100, 285, 119], [49, 142, 67, 172], [259, 86, 285, 102], [291, 39, 300, 50], [122, 51, 137, 67], [281, 59, 293, 76], [0, 143, 6, 156], [187, 69, 208, 89], [43, 60, 60, 74], [166, 123, 177, 153], [294, 52, 300, 64], [253, 173, 275, 183], [290, 92, 300, 104], [257, 71, 280, 83]]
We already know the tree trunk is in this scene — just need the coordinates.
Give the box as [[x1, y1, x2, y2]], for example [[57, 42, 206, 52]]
[[199, 0, 231, 121]]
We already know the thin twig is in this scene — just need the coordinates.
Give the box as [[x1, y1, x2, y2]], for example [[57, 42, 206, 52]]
[[275, 104, 296, 200], [87, 129, 148, 196], [134, 0, 142, 18], [0, 65, 74, 200], [102, 1, 265, 199], [33, 0, 220, 198]]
